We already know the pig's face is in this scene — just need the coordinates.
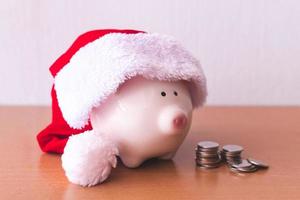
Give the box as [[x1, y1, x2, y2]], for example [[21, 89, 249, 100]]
[[90, 76, 193, 167]]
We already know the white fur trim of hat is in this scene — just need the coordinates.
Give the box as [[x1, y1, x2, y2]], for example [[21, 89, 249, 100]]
[[54, 32, 207, 129]]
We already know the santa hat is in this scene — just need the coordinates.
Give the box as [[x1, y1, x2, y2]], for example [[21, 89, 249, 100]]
[[37, 29, 207, 154]]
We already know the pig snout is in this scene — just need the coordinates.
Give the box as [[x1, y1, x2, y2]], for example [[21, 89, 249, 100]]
[[158, 106, 189, 134], [173, 114, 187, 129]]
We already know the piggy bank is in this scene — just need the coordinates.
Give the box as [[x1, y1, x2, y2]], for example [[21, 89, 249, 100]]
[[61, 76, 195, 186], [37, 29, 206, 187], [91, 76, 193, 167]]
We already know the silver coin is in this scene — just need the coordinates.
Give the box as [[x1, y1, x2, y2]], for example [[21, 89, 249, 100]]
[[195, 158, 221, 165], [197, 141, 219, 149], [196, 149, 218, 154], [196, 157, 220, 161], [224, 155, 242, 159], [229, 166, 240, 173], [226, 158, 242, 163], [226, 158, 242, 162], [225, 155, 242, 159], [226, 159, 242, 165], [196, 163, 221, 169], [195, 157, 221, 162], [195, 156, 220, 161], [195, 149, 219, 154], [196, 152, 219, 157], [231, 159, 253, 169], [197, 156, 220, 160], [195, 157, 222, 163], [223, 154, 242, 160], [233, 165, 258, 173], [222, 151, 242, 156], [247, 158, 269, 169], [229, 165, 258, 173], [222, 145, 243, 153], [196, 149, 219, 154]]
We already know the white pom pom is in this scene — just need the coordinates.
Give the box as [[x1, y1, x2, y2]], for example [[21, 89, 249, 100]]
[[61, 130, 119, 187]]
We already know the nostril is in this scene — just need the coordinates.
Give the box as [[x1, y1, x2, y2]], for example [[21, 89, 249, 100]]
[[173, 114, 187, 129]]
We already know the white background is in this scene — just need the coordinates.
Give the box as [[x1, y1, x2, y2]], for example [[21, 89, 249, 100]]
[[0, 0, 299, 105]]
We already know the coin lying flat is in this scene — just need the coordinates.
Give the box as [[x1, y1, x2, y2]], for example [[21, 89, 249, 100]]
[[196, 153, 219, 158], [197, 141, 219, 149], [222, 145, 243, 153], [195, 158, 221, 165], [226, 158, 243, 165], [196, 163, 221, 169], [232, 159, 253, 169], [230, 165, 258, 173], [247, 158, 269, 169], [196, 156, 220, 161]]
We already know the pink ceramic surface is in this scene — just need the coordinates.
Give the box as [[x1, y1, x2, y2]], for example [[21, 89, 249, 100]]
[[90, 76, 194, 168]]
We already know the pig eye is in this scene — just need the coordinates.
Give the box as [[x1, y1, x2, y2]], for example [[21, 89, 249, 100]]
[[161, 91, 166, 97], [173, 91, 178, 96]]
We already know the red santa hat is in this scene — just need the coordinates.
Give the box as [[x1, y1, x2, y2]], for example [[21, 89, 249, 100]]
[[37, 29, 207, 154]]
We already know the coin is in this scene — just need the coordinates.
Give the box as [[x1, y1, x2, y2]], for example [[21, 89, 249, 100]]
[[196, 163, 221, 169], [197, 156, 220, 161], [223, 152, 242, 157], [226, 159, 242, 165], [197, 141, 219, 149], [195, 158, 221, 165], [231, 159, 253, 169], [196, 152, 219, 157], [222, 145, 243, 153], [232, 165, 258, 172], [230, 165, 258, 173], [247, 158, 269, 169]]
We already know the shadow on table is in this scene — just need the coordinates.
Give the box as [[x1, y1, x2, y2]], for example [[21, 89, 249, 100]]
[[38, 153, 190, 199]]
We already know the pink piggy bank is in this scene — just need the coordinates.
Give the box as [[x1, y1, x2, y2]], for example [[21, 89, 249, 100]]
[[37, 29, 207, 187], [91, 76, 193, 167]]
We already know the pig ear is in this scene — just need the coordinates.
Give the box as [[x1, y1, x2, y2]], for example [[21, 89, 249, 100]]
[[61, 130, 119, 187], [187, 79, 206, 108], [89, 107, 97, 128]]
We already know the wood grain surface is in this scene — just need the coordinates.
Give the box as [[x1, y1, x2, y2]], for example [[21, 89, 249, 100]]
[[0, 106, 299, 200]]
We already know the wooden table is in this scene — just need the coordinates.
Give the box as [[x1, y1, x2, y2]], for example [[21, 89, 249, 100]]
[[0, 106, 299, 200]]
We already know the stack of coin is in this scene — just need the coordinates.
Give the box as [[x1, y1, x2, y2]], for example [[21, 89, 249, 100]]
[[221, 144, 243, 165], [195, 141, 269, 173], [195, 141, 222, 169], [221, 145, 269, 173]]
